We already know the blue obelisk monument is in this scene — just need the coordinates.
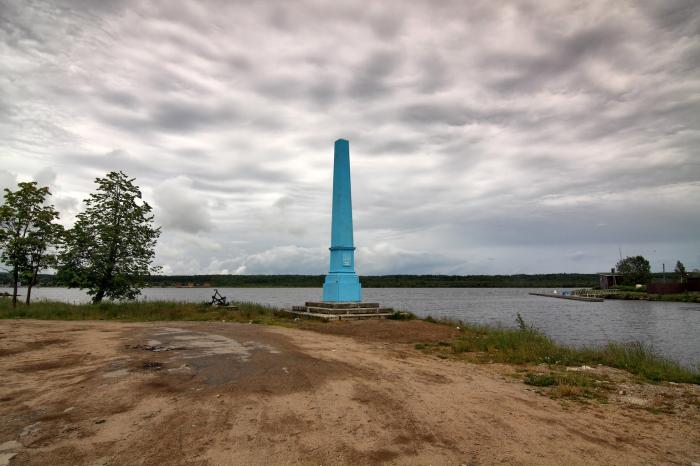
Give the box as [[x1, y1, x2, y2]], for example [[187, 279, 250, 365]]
[[283, 139, 394, 320], [285, 139, 392, 319], [322, 139, 362, 302]]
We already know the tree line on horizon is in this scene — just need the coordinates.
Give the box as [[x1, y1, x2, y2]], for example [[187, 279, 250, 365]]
[[117, 273, 606, 288], [2, 271, 696, 290]]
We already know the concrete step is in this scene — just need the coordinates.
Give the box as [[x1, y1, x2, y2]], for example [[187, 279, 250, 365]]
[[306, 307, 393, 315], [280, 308, 394, 321], [304, 302, 380, 309]]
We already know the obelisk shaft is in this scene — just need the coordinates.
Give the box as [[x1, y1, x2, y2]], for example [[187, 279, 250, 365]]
[[330, 139, 354, 251], [322, 139, 362, 302]]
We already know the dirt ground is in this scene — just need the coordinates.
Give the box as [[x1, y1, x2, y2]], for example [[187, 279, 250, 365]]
[[0, 320, 698, 466]]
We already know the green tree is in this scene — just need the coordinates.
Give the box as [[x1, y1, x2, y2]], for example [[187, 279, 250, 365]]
[[616, 255, 651, 285], [675, 260, 687, 283], [23, 213, 63, 305], [58, 171, 160, 303], [0, 182, 62, 307]]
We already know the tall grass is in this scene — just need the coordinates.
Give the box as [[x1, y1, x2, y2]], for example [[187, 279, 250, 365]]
[[0, 299, 290, 324], [436, 318, 699, 385]]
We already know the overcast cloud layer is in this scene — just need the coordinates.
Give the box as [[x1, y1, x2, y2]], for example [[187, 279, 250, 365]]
[[1, 0, 699, 275]]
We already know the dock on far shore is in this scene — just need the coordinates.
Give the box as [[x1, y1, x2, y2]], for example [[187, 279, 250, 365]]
[[528, 292, 604, 302]]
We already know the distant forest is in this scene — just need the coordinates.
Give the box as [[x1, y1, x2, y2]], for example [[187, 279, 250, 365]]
[[1, 273, 607, 288]]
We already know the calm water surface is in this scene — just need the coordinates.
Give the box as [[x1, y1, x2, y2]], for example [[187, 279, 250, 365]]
[[7, 287, 700, 367]]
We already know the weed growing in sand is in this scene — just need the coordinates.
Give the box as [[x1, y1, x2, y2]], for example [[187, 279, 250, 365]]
[[524, 371, 614, 402]]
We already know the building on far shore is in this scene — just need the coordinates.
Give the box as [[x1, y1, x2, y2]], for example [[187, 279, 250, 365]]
[[647, 277, 700, 294], [599, 269, 623, 289]]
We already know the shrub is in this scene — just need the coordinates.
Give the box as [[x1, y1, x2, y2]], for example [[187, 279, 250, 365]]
[[524, 373, 556, 386], [387, 311, 416, 320]]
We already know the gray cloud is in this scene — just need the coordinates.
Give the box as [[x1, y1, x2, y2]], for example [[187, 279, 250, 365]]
[[640, 0, 700, 34], [307, 79, 338, 107], [347, 50, 402, 99], [1, 0, 699, 274], [235, 246, 326, 275], [0, 170, 17, 202], [33, 167, 57, 189], [484, 23, 626, 94], [151, 100, 237, 133], [153, 176, 214, 234], [54, 196, 78, 213], [60, 150, 153, 178]]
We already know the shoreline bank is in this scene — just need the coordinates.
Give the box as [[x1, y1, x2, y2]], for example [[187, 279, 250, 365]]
[[2, 299, 698, 384], [599, 291, 700, 303]]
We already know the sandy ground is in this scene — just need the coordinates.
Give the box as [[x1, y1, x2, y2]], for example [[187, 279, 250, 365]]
[[0, 320, 699, 466]]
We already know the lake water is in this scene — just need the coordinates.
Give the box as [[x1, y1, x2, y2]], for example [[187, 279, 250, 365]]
[[5, 286, 700, 368]]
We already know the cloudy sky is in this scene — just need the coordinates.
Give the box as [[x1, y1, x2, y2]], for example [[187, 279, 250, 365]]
[[1, 0, 699, 275]]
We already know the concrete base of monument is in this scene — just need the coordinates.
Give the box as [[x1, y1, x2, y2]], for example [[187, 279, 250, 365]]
[[282, 302, 394, 321]]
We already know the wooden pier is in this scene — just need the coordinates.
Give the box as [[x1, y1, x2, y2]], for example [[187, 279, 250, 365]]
[[528, 292, 604, 302]]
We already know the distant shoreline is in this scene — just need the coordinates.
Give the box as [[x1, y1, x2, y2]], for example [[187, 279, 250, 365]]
[[599, 291, 700, 303], [1, 272, 612, 289]]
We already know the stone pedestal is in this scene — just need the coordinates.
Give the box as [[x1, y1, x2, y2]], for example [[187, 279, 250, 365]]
[[322, 272, 361, 302], [283, 302, 394, 321]]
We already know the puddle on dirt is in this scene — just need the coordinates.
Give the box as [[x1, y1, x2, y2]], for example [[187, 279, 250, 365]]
[[130, 326, 353, 388], [134, 327, 288, 385], [147, 328, 280, 361], [103, 369, 129, 379]]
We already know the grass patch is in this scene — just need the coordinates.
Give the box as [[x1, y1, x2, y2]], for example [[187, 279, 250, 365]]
[[416, 316, 700, 385], [387, 310, 417, 320], [524, 371, 614, 401], [601, 291, 700, 303], [0, 299, 292, 325], [524, 373, 556, 386]]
